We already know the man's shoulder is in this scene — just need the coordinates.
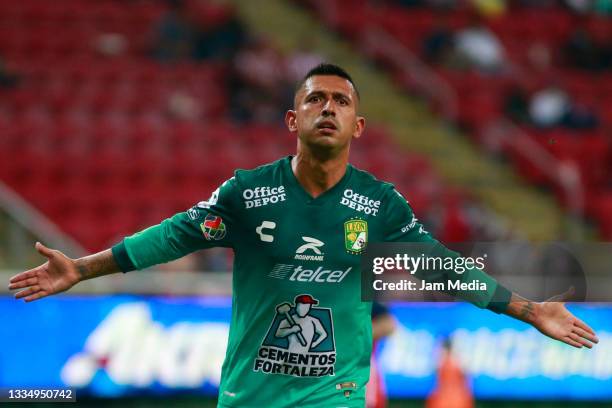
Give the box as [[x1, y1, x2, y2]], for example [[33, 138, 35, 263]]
[[232, 156, 287, 188], [348, 163, 396, 195]]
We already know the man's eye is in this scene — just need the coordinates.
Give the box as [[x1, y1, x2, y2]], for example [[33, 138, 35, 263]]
[[338, 99, 348, 106], [309, 96, 320, 103]]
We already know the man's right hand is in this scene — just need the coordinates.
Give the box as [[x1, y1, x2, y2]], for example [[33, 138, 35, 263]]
[[8, 242, 81, 302]]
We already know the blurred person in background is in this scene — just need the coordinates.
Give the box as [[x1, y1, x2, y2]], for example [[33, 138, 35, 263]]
[[229, 37, 291, 123], [422, 16, 455, 65], [191, 3, 246, 61], [426, 338, 474, 408], [529, 84, 572, 128], [8, 64, 599, 408], [529, 84, 600, 130], [0, 56, 19, 88], [151, 0, 197, 62], [366, 302, 396, 408], [286, 38, 325, 83], [454, 18, 506, 73], [563, 27, 611, 71]]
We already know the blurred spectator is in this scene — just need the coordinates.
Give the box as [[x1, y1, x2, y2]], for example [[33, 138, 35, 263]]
[[391, 0, 425, 7], [426, 339, 474, 408], [192, 5, 246, 61], [366, 302, 396, 408], [514, 0, 557, 7], [422, 17, 455, 65], [563, 102, 599, 130], [565, 0, 593, 13], [563, 27, 611, 71], [529, 85, 571, 128], [526, 42, 553, 72], [0, 57, 19, 88], [426, 0, 460, 9], [229, 38, 291, 123], [454, 19, 505, 72], [151, 0, 197, 62], [286, 39, 325, 83], [94, 33, 128, 57], [167, 90, 201, 120], [504, 85, 530, 123]]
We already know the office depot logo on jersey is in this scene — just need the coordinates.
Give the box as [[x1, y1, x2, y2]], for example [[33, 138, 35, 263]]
[[340, 189, 380, 216], [243, 186, 287, 209]]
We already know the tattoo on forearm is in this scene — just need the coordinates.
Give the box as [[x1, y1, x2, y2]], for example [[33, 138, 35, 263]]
[[77, 264, 88, 278], [519, 302, 534, 320], [77, 250, 120, 280]]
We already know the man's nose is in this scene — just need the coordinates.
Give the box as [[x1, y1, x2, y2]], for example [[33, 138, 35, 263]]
[[321, 98, 336, 116]]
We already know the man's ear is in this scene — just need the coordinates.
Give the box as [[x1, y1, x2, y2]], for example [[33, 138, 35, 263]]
[[352, 116, 365, 139], [285, 110, 298, 132]]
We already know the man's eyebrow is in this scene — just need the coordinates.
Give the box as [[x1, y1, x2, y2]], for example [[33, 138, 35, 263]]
[[305, 90, 325, 98], [333, 92, 351, 100], [304, 90, 352, 100]]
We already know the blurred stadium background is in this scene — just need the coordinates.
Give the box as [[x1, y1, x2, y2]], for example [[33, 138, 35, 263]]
[[0, 0, 611, 406]]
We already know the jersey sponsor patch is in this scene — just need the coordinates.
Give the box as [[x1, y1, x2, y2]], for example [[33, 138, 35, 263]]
[[200, 214, 227, 241], [340, 189, 380, 216], [242, 185, 287, 209], [267, 263, 352, 283], [254, 296, 336, 377], [256, 220, 276, 242], [294, 236, 325, 261], [344, 219, 368, 254]]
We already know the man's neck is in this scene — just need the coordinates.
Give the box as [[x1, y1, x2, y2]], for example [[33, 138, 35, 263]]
[[291, 149, 348, 199]]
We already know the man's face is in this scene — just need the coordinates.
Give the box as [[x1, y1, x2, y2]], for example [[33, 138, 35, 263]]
[[286, 75, 365, 153], [296, 303, 311, 317]]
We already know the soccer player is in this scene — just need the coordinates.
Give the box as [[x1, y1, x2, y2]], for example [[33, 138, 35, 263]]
[[8, 64, 598, 407]]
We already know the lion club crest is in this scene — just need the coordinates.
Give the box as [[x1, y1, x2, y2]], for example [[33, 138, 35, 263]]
[[344, 219, 367, 254]]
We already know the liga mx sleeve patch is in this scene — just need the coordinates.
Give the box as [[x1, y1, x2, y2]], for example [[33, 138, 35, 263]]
[[200, 214, 227, 241]]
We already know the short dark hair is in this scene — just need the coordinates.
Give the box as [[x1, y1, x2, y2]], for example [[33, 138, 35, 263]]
[[295, 63, 360, 100]]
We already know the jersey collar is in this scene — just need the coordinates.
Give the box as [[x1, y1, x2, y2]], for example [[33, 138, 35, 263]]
[[282, 155, 353, 205]]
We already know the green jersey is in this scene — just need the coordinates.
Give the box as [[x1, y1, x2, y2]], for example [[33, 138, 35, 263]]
[[112, 156, 510, 408]]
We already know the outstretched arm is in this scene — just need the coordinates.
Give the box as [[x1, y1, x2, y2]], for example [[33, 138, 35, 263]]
[[504, 290, 598, 349], [8, 177, 241, 303], [8, 242, 120, 302]]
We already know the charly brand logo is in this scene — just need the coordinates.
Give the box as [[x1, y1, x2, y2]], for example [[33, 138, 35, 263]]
[[344, 219, 368, 254], [200, 214, 227, 241], [243, 186, 287, 209], [294, 237, 325, 261], [340, 189, 381, 216], [256, 220, 276, 242], [254, 295, 336, 377]]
